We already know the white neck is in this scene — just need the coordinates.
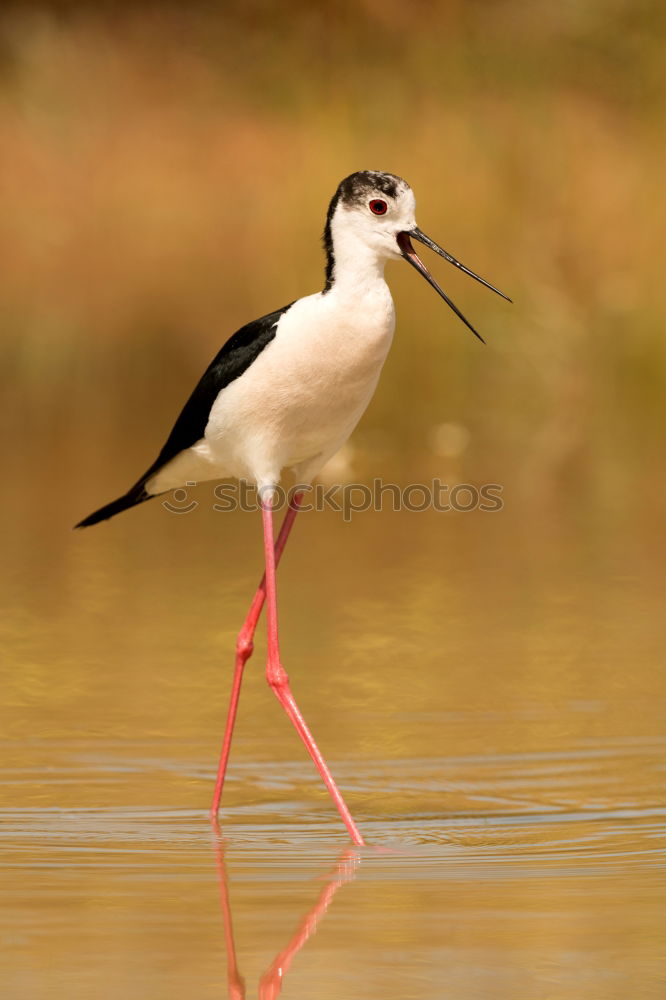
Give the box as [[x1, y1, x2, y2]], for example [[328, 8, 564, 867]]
[[330, 240, 388, 296], [326, 208, 391, 298]]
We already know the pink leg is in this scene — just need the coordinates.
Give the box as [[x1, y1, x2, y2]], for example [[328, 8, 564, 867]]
[[261, 494, 365, 847], [210, 492, 303, 818]]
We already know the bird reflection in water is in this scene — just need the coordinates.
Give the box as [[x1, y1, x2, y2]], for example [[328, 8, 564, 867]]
[[211, 821, 360, 999]]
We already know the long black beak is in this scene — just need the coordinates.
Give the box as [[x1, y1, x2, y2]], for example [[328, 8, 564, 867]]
[[397, 228, 511, 344]]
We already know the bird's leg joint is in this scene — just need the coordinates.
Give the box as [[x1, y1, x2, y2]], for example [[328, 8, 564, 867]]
[[266, 657, 289, 691], [235, 629, 254, 661]]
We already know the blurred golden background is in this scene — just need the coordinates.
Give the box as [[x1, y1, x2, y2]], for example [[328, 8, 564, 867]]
[[2, 5, 666, 998], [2, 0, 665, 749], [2, 0, 665, 524], [3, 0, 666, 778]]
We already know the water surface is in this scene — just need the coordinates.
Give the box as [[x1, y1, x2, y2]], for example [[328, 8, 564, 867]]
[[2, 502, 665, 998]]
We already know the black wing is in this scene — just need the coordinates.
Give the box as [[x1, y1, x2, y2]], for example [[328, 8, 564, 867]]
[[75, 302, 294, 527]]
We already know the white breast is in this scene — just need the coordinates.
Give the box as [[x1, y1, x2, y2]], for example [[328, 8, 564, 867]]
[[204, 285, 395, 485]]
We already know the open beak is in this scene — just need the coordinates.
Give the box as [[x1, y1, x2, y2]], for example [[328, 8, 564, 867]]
[[397, 228, 511, 344]]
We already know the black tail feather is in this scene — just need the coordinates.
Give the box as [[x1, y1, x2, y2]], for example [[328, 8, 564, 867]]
[[75, 485, 153, 528]]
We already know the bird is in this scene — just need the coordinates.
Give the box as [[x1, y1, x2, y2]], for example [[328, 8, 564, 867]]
[[76, 170, 510, 846]]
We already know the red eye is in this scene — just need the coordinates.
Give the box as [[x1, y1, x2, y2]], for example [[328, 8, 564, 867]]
[[369, 199, 388, 215]]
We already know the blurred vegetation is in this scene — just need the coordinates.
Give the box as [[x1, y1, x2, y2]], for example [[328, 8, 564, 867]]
[[1, 0, 665, 523]]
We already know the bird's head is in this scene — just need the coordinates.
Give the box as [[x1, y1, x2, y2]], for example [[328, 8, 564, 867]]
[[324, 170, 511, 342]]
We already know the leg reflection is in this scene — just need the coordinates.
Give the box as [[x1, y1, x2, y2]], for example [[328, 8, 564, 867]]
[[258, 848, 359, 1000], [212, 822, 246, 1000], [211, 821, 360, 1000]]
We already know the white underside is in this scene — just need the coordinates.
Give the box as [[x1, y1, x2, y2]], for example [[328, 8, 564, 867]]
[[146, 280, 396, 494]]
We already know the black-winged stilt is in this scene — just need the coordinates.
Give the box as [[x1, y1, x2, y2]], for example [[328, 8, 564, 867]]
[[76, 170, 510, 846]]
